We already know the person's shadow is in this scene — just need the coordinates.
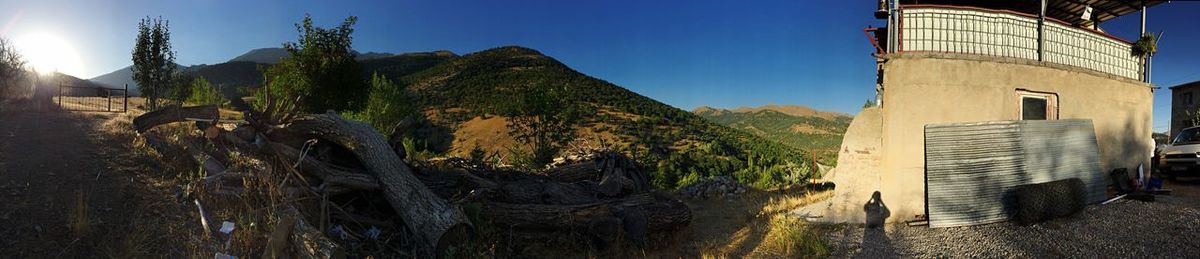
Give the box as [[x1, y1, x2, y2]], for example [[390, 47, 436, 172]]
[[862, 191, 894, 254]]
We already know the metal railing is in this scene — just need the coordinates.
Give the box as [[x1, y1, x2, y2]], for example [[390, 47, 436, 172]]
[[56, 83, 128, 112], [898, 6, 1142, 80]]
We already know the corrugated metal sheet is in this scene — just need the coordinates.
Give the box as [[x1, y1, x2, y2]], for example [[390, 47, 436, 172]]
[[924, 119, 1104, 228]]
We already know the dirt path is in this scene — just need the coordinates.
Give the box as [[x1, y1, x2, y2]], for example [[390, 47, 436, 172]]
[[0, 107, 191, 257]]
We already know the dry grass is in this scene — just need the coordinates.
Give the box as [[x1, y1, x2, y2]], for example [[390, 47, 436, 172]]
[[697, 190, 833, 259]]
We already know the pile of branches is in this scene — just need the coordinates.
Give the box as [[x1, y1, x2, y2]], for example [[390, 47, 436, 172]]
[[132, 104, 691, 257]]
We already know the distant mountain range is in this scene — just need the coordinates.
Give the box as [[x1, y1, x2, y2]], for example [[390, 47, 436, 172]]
[[227, 48, 289, 64], [228, 47, 400, 64], [87, 48, 450, 96], [695, 104, 849, 120], [694, 105, 852, 163]]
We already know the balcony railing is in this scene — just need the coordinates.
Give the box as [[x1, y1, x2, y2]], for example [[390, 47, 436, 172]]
[[897, 5, 1143, 80]]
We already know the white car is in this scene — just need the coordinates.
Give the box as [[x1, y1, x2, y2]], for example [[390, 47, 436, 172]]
[[1159, 126, 1200, 179]]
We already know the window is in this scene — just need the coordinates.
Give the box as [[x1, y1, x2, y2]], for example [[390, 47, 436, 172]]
[[1017, 90, 1057, 120], [1022, 97, 1048, 120], [1184, 92, 1194, 107]]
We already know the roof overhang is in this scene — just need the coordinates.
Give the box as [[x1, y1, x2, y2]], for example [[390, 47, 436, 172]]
[[1170, 80, 1200, 90], [898, 0, 1167, 25]]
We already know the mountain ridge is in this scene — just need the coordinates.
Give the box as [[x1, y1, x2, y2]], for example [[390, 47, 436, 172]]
[[389, 46, 816, 188], [694, 104, 851, 164], [693, 104, 850, 120], [83, 45, 815, 189]]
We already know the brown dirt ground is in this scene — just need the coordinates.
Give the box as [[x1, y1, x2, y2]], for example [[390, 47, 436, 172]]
[[0, 101, 196, 257]]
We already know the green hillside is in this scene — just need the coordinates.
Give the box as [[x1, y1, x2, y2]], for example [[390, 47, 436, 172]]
[[383, 46, 816, 189], [98, 45, 818, 189], [694, 106, 852, 164], [358, 50, 457, 81]]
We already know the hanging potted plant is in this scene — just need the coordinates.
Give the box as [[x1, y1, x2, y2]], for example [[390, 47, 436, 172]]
[[1132, 33, 1158, 58]]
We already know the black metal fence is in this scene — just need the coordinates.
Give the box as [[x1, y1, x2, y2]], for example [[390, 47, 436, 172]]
[[56, 83, 128, 112]]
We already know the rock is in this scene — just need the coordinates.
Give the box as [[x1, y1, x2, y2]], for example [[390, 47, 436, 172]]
[[678, 176, 748, 200]]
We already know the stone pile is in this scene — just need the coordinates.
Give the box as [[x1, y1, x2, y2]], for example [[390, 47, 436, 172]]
[[679, 176, 747, 199]]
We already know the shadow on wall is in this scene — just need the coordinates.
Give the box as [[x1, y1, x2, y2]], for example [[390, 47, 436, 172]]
[[864, 191, 890, 227]]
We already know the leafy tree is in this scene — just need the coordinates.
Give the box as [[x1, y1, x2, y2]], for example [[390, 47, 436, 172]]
[[168, 72, 196, 101], [357, 72, 417, 130], [505, 86, 580, 168], [863, 98, 876, 108], [0, 37, 27, 99], [186, 77, 224, 106], [259, 15, 364, 113], [131, 16, 177, 110]]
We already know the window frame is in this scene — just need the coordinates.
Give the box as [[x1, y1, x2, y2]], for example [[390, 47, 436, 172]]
[[1016, 89, 1058, 120]]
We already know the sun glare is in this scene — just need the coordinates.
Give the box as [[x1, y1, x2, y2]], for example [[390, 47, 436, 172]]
[[14, 32, 84, 76]]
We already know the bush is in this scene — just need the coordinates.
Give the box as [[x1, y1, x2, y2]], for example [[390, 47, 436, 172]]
[[356, 72, 417, 130], [186, 77, 224, 106], [257, 15, 365, 113], [0, 37, 27, 99]]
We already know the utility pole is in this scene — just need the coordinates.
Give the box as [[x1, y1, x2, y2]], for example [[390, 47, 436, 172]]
[[1038, 0, 1046, 61], [1141, 5, 1150, 83]]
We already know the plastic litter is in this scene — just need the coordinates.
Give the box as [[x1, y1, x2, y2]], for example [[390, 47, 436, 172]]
[[219, 221, 236, 234], [328, 225, 348, 240], [214, 252, 236, 259], [364, 226, 382, 240]]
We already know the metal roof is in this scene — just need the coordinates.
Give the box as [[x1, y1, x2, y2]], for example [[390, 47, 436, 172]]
[[899, 0, 1167, 25], [1169, 80, 1200, 90]]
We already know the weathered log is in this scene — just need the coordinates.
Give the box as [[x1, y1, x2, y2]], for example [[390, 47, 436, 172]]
[[542, 161, 600, 183], [495, 179, 600, 205], [286, 112, 472, 255], [285, 207, 346, 259], [231, 124, 257, 142], [479, 197, 625, 231], [597, 152, 650, 196], [133, 105, 219, 133], [268, 143, 380, 191], [543, 151, 650, 197], [478, 192, 690, 246], [196, 121, 257, 153], [262, 212, 297, 259]]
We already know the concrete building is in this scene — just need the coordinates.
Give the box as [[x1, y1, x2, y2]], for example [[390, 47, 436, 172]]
[[805, 0, 1163, 225], [1169, 81, 1200, 138]]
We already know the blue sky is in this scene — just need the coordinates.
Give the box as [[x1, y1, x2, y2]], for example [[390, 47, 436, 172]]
[[0, 0, 1196, 132]]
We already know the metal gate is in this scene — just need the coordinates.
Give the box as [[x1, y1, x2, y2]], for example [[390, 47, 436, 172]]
[[924, 119, 1104, 228], [56, 83, 128, 112]]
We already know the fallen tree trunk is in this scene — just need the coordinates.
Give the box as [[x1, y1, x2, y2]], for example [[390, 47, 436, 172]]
[[133, 105, 219, 133], [541, 152, 651, 199], [285, 112, 472, 256], [268, 142, 380, 192], [196, 121, 256, 153], [285, 207, 346, 259], [478, 192, 690, 246]]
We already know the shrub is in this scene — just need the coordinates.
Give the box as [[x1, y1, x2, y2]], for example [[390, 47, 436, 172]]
[[186, 77, 224, 106], [257, 15, 365, 113], [357, 72, 418, 130]]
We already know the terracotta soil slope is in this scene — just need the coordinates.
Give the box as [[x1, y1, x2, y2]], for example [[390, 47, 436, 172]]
[[0, 105, 192, 257]]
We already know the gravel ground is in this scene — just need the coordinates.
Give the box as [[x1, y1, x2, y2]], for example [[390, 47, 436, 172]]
[[823, 194, 1200, 258]]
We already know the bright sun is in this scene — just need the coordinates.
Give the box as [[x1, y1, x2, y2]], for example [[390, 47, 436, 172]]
[[14, 33, 84, 76]]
